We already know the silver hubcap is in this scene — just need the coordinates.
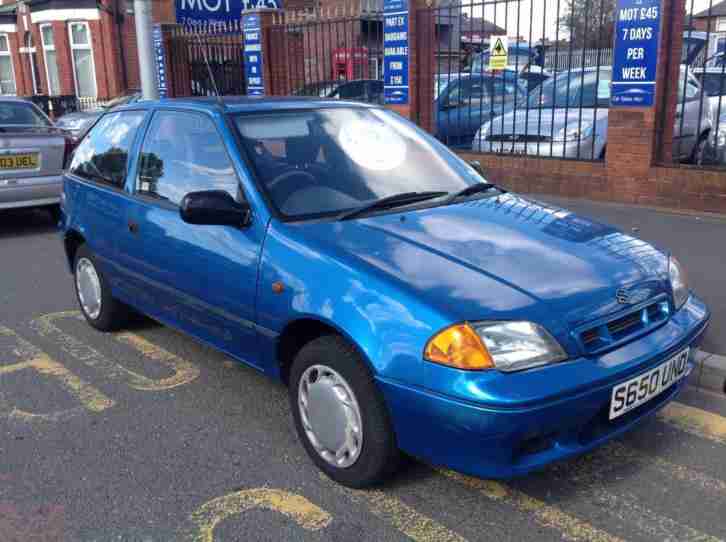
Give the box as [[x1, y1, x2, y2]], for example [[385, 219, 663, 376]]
[[298, 365, 363, 468], [76, 257, 102, 320]]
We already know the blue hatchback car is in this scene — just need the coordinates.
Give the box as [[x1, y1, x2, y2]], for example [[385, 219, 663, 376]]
[[60, 97, 709, 488]]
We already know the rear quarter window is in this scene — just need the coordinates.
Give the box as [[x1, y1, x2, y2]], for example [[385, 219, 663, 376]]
[[69, 110, 146, 188]]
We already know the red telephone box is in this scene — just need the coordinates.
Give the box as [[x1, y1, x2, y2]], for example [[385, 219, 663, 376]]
[[332, 47, 370, 80]]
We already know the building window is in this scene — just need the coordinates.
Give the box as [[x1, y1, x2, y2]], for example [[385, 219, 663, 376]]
[[40, 24, 61, 95], [718, 18, 726, 32], [69, 22, 96, 98], [0, 34, 16, 95]]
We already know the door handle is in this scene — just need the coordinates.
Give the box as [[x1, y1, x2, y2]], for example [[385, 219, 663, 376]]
[[128, 221, 139, 235]]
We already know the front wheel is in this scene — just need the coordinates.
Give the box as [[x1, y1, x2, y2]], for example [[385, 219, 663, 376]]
[[690, 134, 709, 166], [289, 335, 400, 488], [73, 245, 130, 331]]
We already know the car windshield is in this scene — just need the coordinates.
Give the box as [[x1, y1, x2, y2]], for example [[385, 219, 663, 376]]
[[233, 107, 481, 220], [0, 102, 51, 126], [442, 74, 526, 104], [699, 73, 726, 97], [524, 69, 611, 109]]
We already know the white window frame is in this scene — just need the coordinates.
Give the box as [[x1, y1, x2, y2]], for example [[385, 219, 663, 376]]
[[40, 23, 60, 95], [0, 34, 17, 96], [22, 32, 39, 94], [68, 21, 97, 98]]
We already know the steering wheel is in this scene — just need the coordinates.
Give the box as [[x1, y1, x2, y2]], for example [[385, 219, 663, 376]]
[[267, 168, 318, 192]]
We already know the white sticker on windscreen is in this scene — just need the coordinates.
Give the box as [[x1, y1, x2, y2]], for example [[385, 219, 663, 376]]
[[338, 120, 407, 171]]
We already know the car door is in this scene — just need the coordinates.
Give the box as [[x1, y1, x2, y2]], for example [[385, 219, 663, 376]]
[[436, 77, 489, 148], [118, 109, 266, 367], [65, 109, 148, 286], [330, 80, 366, 102]]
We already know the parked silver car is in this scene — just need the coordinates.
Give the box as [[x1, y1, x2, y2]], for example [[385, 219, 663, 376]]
[[0, 98, 71, 219], [473, 66, 712, 163], [55, 93, 141, 138]]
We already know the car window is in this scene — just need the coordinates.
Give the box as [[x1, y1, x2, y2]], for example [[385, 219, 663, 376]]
[[333, 81, 365, 99], [69, 110, 146, 187], [0, 101, 51, 126], [527, 70, 610, 108], [136, 110, 239, 206], [700, 73, 726, 96]]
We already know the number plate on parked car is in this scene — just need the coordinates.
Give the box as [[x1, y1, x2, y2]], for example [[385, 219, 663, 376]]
[[609, 347, 690, 420], [0, 153, 39, 170]]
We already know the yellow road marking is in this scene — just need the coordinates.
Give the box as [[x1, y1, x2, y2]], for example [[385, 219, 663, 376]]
[[324, 475, 468, 542], [660, 402, 726, 444], [31, 311, 199, 391], [587, 487, 722, 542], [0, 326, 113, 422], [188, 488, 331, 542], [439, 469, 621, 542], [113, 332, 200, 391]]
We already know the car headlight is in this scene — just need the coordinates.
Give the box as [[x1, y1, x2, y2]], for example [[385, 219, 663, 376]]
[[669, 256, 689, 310], [717, 126, 726, 148], [554, 124, 593, 142], [424, 321, 567, 372]]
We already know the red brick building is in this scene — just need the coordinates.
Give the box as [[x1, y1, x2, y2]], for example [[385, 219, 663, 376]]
[[0, 0, 181, 101]]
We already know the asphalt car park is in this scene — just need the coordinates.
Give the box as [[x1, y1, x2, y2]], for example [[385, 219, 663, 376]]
[[3, 205, 726, 541]]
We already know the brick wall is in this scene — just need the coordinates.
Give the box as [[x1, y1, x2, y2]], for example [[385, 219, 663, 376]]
[[457, 153, 726, 213]]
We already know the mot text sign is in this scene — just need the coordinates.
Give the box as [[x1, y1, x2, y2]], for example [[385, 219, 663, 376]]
[[176, 0, 281, 26], [611, 0, 661, 107], [383, 0, 409, 105]]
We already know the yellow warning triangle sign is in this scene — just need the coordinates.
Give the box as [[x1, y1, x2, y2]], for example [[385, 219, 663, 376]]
[[493, 38, 506, 56]]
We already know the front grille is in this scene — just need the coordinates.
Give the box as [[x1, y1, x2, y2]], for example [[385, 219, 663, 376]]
[[486, 134, 550, 143], [578, 298, 670, 355]]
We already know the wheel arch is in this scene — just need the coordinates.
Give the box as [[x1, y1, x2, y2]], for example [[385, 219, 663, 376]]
[[63, 229, 86, 271], [275, 316, 376, 386]]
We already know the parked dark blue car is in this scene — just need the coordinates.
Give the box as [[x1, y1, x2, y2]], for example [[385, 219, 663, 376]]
[[60, 97, 709, 487], [435, 73, 528, 149]]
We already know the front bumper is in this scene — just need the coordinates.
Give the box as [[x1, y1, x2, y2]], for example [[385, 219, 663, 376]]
[[0, 175, 62, 210], [472, 137, 604, 160], [378, 294, 710, 479]]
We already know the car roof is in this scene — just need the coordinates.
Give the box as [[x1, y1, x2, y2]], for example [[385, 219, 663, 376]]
[[113, 96, 375, 114]]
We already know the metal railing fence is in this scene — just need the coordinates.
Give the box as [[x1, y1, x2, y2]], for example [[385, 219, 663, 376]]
[[670, 0, 726, 169], [268, 5, 384, 104], [167, 22, 247, 98], [426, 0, 614, 161]]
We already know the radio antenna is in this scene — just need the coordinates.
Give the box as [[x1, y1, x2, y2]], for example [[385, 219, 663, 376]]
[[197, 33, 224, 108]]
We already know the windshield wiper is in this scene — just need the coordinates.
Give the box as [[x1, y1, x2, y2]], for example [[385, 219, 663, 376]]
[[339, 191, 448, 221], [444, 182, 506, 205]]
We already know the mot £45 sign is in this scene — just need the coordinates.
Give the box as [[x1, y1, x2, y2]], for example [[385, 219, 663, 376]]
[[175, 0, 281, 26], [611, 0, 661, 107], [383, 0, 409, 105]]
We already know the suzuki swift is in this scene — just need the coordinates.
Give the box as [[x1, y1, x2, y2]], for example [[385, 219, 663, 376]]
[[60, 98, 709, 488]]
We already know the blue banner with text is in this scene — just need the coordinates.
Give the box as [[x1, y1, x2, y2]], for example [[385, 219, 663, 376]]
[[152, 24, 168, 98], [383, 0, 409, 105], [611, 0, 661, 107], [243, 13, 264, 96], [175, 0, 282, 26]]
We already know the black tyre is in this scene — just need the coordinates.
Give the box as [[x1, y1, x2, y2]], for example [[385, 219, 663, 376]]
[[47, 204, 62, 225], [690, 134, 708, 166], [289, 335, 400, 488], [73, 245, 130, 331]]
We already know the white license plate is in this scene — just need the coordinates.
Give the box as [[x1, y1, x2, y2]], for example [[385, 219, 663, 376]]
[[609, 347, 690, 420]]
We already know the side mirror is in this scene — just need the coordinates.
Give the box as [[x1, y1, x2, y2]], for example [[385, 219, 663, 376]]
[[180, 190, 251, 227], [469, 160, 485, 175]]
